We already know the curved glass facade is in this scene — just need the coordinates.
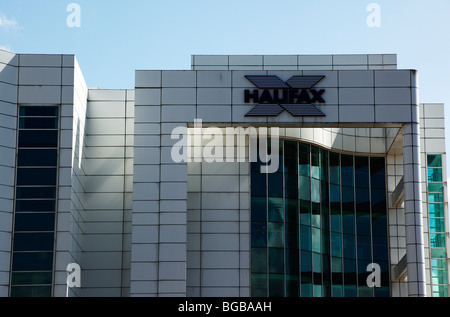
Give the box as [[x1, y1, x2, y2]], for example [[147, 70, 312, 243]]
[[251, 140, 389, 297]]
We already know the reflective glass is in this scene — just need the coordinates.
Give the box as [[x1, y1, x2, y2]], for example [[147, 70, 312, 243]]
[[427, 154, 442, 167], [19, 118, 58, 129], [18, 149, 58, 167], [268, 198, 283, 222], [268, 172, 283, 197], [432, 259, 447, 269], [251, 274, 267, 297], [15, 200, 56, 212], [251, 172, 266, 197], [269, 273, 284, 297], [13, 233, 54, 251], [341, 155, 354, 187], [433, 285, 448, 297], [10, 286, 52, 298], [251, 222, 267, 247], [12, 252, 53, 271], [16, 187, 56, 199], [19, 106, 58, 117], [430, 218, 446, 233], [430, 234, 446, 248], [251, 140, 389, 297], [11, 272, 53, 285], [268, 222, 284, 248], [311, 147, 319, 179], [432, 270, 448, 285], [431, 248, 447, 259], [331, 233, 342, 257], [428, 168, 443, 182], [18, 130, 58, 148], [312, 228, 321, 253], [14, 213, 55, 232], [300, 225, 311, 251], [329, 152, 340, 185], [269, 248, 284, 274], [251, 197, 266, 222], [428, 183, 443, 193], [17, 168, 57, 186], [298, 143, 310, 177], [429, 193, 444, 203], [429, 203, 444, 218]]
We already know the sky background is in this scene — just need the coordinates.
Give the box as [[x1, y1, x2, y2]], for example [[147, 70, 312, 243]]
[[1, 0, 450, 178]]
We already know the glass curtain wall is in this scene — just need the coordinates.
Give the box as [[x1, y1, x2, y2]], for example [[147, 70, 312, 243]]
[[10, 106, 59, 297], [427, 154, 449, 297], [251, 140, 389, 297]]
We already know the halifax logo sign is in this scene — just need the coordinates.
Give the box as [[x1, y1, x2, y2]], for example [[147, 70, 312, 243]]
[[244, 75, 326, 117]]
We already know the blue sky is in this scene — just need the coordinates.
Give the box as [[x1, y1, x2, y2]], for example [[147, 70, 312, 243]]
[[1, 1, 450, 161]]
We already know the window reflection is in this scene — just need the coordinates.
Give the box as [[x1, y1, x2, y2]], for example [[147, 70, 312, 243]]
[[251, 140, 389, 297]]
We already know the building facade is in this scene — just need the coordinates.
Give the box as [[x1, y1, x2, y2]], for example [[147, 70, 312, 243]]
[[0, 50, 448, 297]]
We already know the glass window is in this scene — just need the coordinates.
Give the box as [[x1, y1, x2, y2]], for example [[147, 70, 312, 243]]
[[13, 233, 54, 252], [357, 235, 372, 261], [355, 156, 369, 189], [16, 187, 56, 199], [428, 183, 444, 193], [18, 130, 58, 148], [429, 203, 444, 218], [329, 153, 340, 185], [16, 168, 57, 186], [251, 171, 266, 197], [341, 155, 354, 187], [251, 274, 267, 297], [331, 233, 342, 257], [429, 193, 444, 203], [11, 272, 53, 285], [251, 197, 267, 222], [18, 149, 58, 167], [12, 252, 54, 271], [15, 200, 56, 212], [431, 248, 447, 259], [251, 222, 267, 248], [370, 157, 386, 190], [300, 225, 311, 251], [430, 234, 446, 248], [427, 155, 442, 168], [343, 234, 356, 259], [432, 270, 448, 285], [251, 248, 267, 273], [268, 222, 284, 248], [433, 285, 449, 297], [269, 273, 284, 297], [269, 248, 284, 274], [19, 106, 59, 117], [14, 213, 55, 232], [298, 144, 310, 177], [430, 218, 446, 233], [299, 176, 311, 201], [312, 228, 321, 253], [251, 140, 389, 297], [268, 172, 283, 197], [428, 168, 443, 182], [311, 147, 320, 179], [10, 286, 52, 298], [19, 117, 58, 130], [432, 258, 447, 269], [268, 198, 283, 222]]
